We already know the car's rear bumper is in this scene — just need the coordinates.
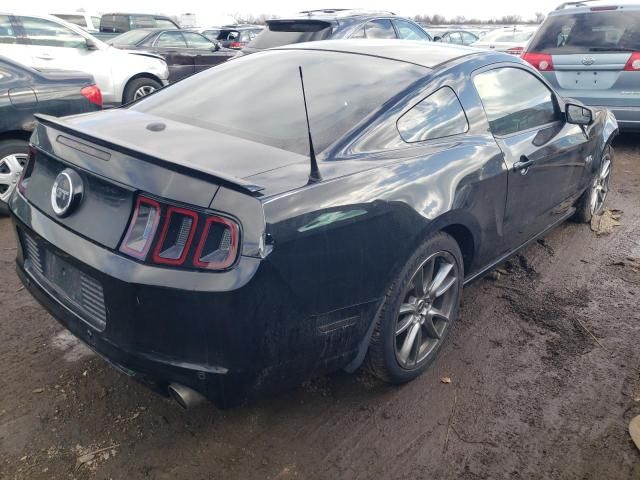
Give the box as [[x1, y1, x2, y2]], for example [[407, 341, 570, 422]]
[[9, 193, 373, 407]]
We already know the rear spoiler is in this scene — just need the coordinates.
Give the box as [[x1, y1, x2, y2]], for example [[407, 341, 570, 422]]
[[34, 114, 265, 195]]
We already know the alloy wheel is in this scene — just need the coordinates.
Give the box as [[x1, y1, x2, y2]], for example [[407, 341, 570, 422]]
[[0, 153, 28, 204], [394, 251, 460, 369], [590, 154, 612, 215], [133, 85, 157, 100]]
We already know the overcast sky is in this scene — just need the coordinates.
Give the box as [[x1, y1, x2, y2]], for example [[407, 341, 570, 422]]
[[5, 0, 563, 23]]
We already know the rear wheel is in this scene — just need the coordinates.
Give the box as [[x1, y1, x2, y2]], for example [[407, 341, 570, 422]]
[[366, 232, 463, 384], [573, 146, 613, 223], [123, 77, 162, 104], [0, 139, 29, 216]]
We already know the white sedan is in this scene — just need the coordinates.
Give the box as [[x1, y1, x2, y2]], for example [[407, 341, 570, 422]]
[[0, 13, 169, 105], [471, 26, 538, 56]]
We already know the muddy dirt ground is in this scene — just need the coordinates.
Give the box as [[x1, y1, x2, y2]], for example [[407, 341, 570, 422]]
[[1, 135, 639, 480]]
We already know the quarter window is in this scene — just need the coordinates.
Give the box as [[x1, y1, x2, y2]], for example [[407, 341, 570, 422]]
[[473, 68, 559, 136], [397, 87, 469, 142], [394, 20, 430, 41], [365, 19, 396, 39], [19, 16, 86, 48]]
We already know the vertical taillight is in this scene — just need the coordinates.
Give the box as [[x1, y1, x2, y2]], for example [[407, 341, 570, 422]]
[[152, 206, 198, 266], [522, 52, 555, 72], [80, 85, 103, 107], [193, 216, 239, 270], [17, 145, 36, 195], [624, 52, 640, 72], [119, 196, 161, 260]]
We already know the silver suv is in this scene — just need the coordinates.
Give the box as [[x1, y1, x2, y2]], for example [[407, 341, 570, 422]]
[[523, 2, 640, 131]]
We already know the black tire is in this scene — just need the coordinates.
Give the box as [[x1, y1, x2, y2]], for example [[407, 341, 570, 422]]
[[123, 77, 162, 104], [573, 145, 613, 224], [0, 139, 29, 216], [365, 231, 464, 384]]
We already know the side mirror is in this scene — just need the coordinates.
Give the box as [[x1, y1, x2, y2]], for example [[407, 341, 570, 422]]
[[85, 39, 98, 51], [433, 36, 442, 42], [211, 41, 221, 51], [566, 103, 593, 126]]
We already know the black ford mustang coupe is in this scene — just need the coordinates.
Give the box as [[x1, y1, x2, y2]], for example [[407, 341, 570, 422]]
[[10, 41, 618, 408]]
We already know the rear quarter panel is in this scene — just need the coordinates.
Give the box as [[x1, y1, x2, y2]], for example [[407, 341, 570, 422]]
[[262, 58, 508, 319]]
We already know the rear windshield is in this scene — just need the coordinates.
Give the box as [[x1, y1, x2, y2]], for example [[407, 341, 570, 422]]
[[249, 21, 333, 49], [529, 10, 640, 53], [132, 50, 426, 155], [480, 29, 534, 43], [110, 29, 152, 46]]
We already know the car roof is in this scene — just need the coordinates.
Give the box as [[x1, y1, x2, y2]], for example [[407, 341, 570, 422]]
[[101, 13, 174, 17], [274, 39, 487, 69], [296, 9, 396, 19], [550, 1, 640, 15]]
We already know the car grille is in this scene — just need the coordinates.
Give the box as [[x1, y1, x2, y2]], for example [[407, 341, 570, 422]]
[[21, 231, 107, 331]]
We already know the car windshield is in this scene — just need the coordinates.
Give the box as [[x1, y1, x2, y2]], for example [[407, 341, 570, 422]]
[[131, 50, 427, 155], [529, 10, 640, 53], [249, 21, 333, 49], [479, 29, 534, 43], [110, 29, 153, 46]]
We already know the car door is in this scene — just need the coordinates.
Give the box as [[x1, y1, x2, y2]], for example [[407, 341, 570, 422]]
[[14, 16, 90, 70], [153, 31, 194, 82], [181, 32, 228, 72], [473, 65, 592, 248], [0, 15, 27, 65]]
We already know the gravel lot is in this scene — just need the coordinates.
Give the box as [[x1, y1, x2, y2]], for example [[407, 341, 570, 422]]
[[1, 134, 639, 480]]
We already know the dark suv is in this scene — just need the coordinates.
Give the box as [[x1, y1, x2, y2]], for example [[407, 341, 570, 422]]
[[237, 9, 431, 57]]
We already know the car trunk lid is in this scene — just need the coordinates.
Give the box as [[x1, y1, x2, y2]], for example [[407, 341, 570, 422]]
[[22, 112, 306, 250], [552, 53, 632, 90]]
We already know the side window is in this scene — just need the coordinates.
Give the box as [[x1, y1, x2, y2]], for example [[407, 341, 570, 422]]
[[183, 32, 213, 49], [155, 31, 187, 48], [131, 16, 155, 29], [365, 19, 396, 39], [109, 15, 130, 33], [461, 32, 477, 45], [394, 20, 430, 41], [397, 87, 469, 142], [448, 32, 463, 45], [0, 15, 17, 44], [473, 68, 559, 136], [20, 16, 86, 48], [349, 25, 366, 39]]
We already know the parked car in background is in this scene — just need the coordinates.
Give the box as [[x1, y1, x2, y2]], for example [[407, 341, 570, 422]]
[[238, 9, 431, 57], [211, 25, 264, 49], [109, 29, 235, 82], [522, 2, 640, 131], [471, 26, 538, 55], [95, 13, 180, 41], [50, 12, 101, 33], [0, 13, 170, 105], [191, 26, 222, 42], [10, 40, 617, 408], [0, 56, 100, 215], [433, 30, 479, 45]]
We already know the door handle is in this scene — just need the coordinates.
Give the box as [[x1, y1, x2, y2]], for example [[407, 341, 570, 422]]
[[36, 54, 54, 60], [513, 155, 535, 173]]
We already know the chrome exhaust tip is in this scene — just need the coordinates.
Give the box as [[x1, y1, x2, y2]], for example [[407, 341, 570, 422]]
[[167, 383, 206, 409]]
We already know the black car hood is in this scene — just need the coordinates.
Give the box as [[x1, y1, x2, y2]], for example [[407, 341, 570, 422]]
[[59, 109, 310, 182]]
